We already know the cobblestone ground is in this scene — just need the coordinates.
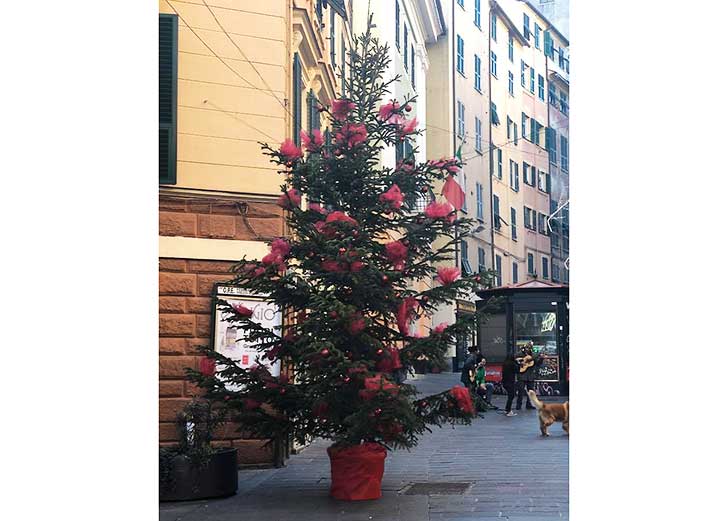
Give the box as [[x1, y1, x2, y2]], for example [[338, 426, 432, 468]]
[[160, 373, 569, 521]]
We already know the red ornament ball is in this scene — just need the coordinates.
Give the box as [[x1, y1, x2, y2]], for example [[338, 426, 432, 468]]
[[330, 311, 338, 318], [382, 275, 389, 282], [374, 408, 382, 415], [343, 376, 351, 383], [376, 348, 384, 355], [475, 276, 481, 282], [422, 296, 429, 303], [339, 247, 346, 253], [420, 401, 427, 407], [320, 348, 330, 357], [420, 186, 428, 193], [405, 104, 412, 112]]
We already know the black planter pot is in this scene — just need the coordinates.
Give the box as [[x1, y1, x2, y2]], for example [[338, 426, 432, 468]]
[[160, 448, 238, 502]]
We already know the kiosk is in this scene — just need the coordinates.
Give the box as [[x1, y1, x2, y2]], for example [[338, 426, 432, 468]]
[[477, 280, 569, 396]]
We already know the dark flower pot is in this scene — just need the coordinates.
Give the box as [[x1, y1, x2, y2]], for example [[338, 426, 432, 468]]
[[160, 448, 238, 502]]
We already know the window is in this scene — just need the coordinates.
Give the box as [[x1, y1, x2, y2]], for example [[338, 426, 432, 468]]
[[491, 11, 497, 40], [476, 182, 484, 220], [544, 30, 553, 59], [508, 34, 514, 62], [395, 1, 400, 50], [558, 47, 565, 68], [507, 116, 512, 139], [404, 25, 409, 71], [529, 68, 535, 93], [497, 148, 503, 177], [495, 255, 502, 286], [538, 75, 544, 100], [523, 13, 530, 40], [306, 90, 321, 133], [527, 253, 535, 275], [457, 101, 465, 138], [508, 71, 514, 95], [475, 117, 483, 153], [524, 206, 536, 230], [493, 194, 501, 229], [461, 240, 472, 274], [478, 247, 487, 273], [462, 174, 467, 212], [457, 35, 464, 74], [512, 262, 519, 283], [341, 36, 346, 95], [475, 0, 481, 28], [538, 170, 550, 193], [411, 44, 415, 86], [292, 53, 303, 145], [560, 91, 569, 114], [316, 0, 324, 24], [490, 51, 497, 76], [561, 135, 569, 172], [159, 14, 178, 185], [552, 261, 560, 282], [534, 24, 541, 49], [530, 119, 542, 145], [521, 112, 528, 138], [490, 101, 500, 125], [474, 54, 482, 91], [520, 60, 526, 87], [511, 207, 517, 240], [523, 162, 535, 186], [330, 10, 336, 67], [538, 213, 548, 235], [542, 257, 549, 279], [548, 82, 557, 105], [510, 160, 520, 191], [546, 127, 557, 164], [513, 121, 518, 145]]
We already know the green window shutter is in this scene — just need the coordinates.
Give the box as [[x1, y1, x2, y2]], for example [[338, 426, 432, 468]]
[[159, 14, 178, 185], [293, 53, 302, 145], [546, 173, 551, 193]]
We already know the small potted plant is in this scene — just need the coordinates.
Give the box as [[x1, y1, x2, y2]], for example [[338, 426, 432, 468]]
[[159, 399, 238, 501]]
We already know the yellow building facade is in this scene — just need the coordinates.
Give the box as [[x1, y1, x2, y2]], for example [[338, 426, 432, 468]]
[[158, 0, 350, 465]]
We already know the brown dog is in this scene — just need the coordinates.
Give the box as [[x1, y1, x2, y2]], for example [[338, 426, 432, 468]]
[[527, 390, 568, 436]]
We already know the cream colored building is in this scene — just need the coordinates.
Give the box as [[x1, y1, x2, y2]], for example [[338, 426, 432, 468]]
[[157, 0, 351, 465]]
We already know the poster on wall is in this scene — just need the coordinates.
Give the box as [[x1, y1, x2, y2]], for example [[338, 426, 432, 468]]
[[212, 284, 282, 378], [535, 356, 559, 382]]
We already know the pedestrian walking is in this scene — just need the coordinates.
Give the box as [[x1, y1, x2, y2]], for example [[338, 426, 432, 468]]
[[501, 354, 518, 416], [515, 343, 544, 411]]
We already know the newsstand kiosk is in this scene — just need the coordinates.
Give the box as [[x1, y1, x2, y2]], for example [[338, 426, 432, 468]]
[[476, 280, 569, 396]]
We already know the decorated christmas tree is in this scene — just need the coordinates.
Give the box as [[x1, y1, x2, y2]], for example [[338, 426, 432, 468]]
[[188, 19, 493, 500]]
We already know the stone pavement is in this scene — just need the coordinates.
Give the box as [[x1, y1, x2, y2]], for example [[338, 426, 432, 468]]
[[160, 373, 568, 521]]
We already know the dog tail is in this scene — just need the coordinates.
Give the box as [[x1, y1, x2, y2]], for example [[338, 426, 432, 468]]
[[527, 389, 544, 410]]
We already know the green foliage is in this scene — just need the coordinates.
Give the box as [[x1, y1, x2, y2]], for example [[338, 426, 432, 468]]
[[186, 19, 495, 452]]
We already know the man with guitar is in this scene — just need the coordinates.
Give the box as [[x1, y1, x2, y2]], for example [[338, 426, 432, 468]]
[[515, 342, 544, 410]]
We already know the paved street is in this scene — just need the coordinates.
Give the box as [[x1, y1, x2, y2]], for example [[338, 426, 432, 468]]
[[160, 373, 568, 521]]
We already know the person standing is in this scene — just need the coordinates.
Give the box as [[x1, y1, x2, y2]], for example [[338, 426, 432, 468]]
[[515, 344, 544, 410], [501, 354, 518, 416]]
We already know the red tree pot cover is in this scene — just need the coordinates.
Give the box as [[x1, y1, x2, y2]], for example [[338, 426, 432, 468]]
[[327, 443, 387, 501]]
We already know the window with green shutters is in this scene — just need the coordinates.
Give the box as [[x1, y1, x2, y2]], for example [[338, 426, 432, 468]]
[[552, 261, 560, 282], [457, 100, 465, 138], [395, 1, 400, 50], [527, 253, 535, 275], [508, 71, 514, 96], [561, 135, 569, 172], [544, 30, 553, 58], [547, 127, 557, 164], [292, 53, 303, 145], [475, 116, 482, 152], [521, 60, 526, 87], [461, 240, 472, 274], [490, 101, 500, 125], [476, 182, 483, 221], [307, 90, 321, 133], [330, 10, 336, 67], [491, 12, 497, 40], [493, 194, 501, 229], [497, 148, 503, 178], [529, 68, 535, 93], [159, 14, 178, 185], [548, 82, 557, 105], [511, 207, 517, 240], [538, 74, 544, 100], [534, 24, 541, 49], [404, 25, 409, 71], [542, 257, 549, 279], [495, 255, 502, 286], [512, 262, 519, 283], [508, 34, 514, 62], [457, 35, 464, 74], [475, 0, 481, 28], [521, 112, 528, 138], [474, 54, 481, 92], [478, 247, 486, 273], [523, 13, 530, 40], [490, 51, 497, 77]]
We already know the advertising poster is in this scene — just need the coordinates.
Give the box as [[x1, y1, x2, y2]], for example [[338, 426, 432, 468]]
[[213, 284, 281, 377], [485, 363, 503, 383], [535, 356, 560, 382]]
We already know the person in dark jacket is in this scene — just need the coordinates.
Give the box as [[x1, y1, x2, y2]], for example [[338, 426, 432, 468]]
[[460, 345, 479, 387], [515, 344, 544, 410], [501, 355, 518, 416]]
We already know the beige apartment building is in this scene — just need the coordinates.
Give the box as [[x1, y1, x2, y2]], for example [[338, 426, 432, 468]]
[[157, 0, 350, 466]]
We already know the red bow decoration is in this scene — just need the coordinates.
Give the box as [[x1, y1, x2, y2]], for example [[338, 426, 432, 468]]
[[449, 386, 475, 416]]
